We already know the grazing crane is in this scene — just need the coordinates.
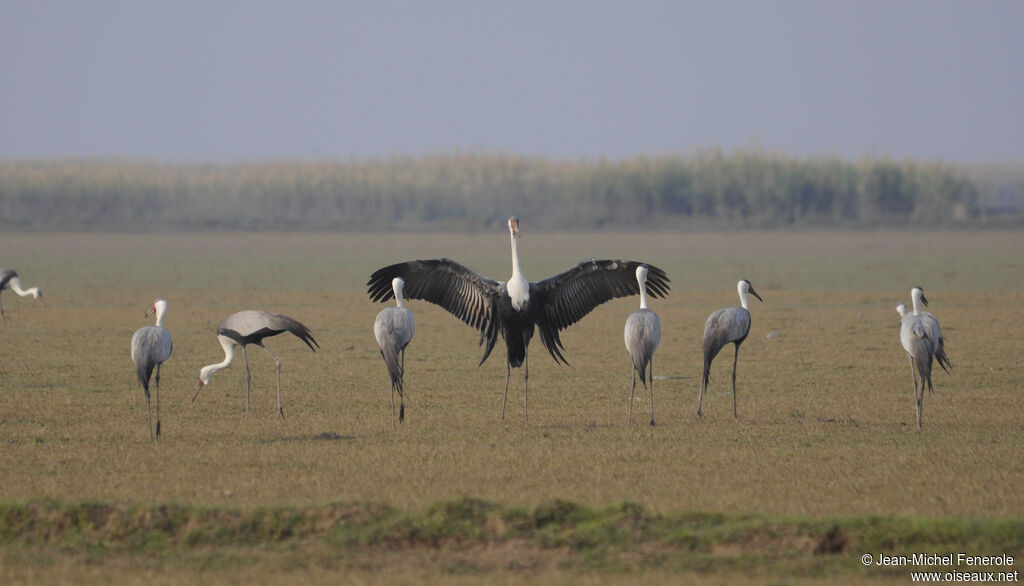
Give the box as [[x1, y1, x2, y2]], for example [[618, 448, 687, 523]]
[[0, 269, 43, 322], [192, 310, 319, 418], [367, 216, 670, 423], [697, 279, 764, 418], [899, 286, 952, 429], [374, 277, 415, 426], [130, 298, 173, 441], [624, 265, 661, 426]]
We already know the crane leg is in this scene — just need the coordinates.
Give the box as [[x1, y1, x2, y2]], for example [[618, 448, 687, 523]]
[[390, 381, 396, 428], [523, 351, 529, 424], [399, 348, 405, 423], [144, 385, 153, 443], [240, 346, 252, 417], [499, 362, 507, 422], [732, 344, 740, 418], [908, 358, 922, 429], [907, 355, 918, 391], [628, 362, 636, 425], [155, 364, 162, 438], [259, 344, 284, 419], [916, 378, 924, 430], [648, 357, 655, 427], [697, 364, 707, 419]]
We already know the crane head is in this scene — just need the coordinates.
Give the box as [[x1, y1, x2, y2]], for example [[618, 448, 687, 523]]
[[911, 286, 928, 307], [740, 279, 764, 303], [146, 298, 167, 317], [508, 216, 520, 238]]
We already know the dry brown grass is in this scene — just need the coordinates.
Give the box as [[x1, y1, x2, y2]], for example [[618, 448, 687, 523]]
[[1, 229, 1022, 582]]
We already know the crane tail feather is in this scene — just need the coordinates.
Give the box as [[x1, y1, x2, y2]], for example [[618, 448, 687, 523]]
[[379, 348, 404, 397], [136, 362, 153, 396]]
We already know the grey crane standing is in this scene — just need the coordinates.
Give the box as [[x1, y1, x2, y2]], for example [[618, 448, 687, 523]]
[[0, 269, 42, 322], [374, 277, 415, 426], [192, 310, 318, 418], [130, 298, 173, 441], [899, 286, 952, 429], [367, 217, 670, 423], [624, 265, 661, 425], [697, 279, 764, 418]]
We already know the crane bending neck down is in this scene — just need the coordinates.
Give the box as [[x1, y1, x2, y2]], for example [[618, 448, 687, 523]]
[[8, 277, 42, 301], [506, 216, 529, 311], [195, 335, 237, 392]]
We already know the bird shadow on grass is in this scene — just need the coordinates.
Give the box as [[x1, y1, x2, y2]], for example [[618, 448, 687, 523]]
[[261, 431, 357, 443]]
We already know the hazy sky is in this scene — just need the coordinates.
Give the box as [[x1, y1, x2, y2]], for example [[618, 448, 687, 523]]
[[3, 0, 1022, 162]]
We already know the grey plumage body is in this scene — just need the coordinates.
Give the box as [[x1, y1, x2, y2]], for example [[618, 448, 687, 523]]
[[374, 277, 415, 425], [697, 280, 763, 418], [367, 217, 670, 423], [0, 268, 43, 322], [899, 286, 952, 429], [624, 266, 661, 425], [130, 299, 172, 441], [193, 310, 319, 418]]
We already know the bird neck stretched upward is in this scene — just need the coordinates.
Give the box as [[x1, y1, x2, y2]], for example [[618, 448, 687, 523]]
[[153, 302, 168, 328], [636, 270, 649, 309], [392, 278, 407, 308], [910, 289, 923, 316], [507, 224, 529, 310], [199, 335, 237, 384], [737, 282, 750, 310]]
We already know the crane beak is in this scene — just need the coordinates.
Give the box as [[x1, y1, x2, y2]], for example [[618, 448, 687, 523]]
[[192, 378, 206, 404], [920, 293, 929, 307], [145, 306, 156, 317], [749, 287, 764, 303]]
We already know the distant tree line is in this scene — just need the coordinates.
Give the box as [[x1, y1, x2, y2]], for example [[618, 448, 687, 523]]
[[1, 151, 1021, 231]]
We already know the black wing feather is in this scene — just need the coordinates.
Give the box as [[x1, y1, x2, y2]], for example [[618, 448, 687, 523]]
[[0, 269, 16, 290], [532, 260, 670, 364], [368, 259, 502, 364]]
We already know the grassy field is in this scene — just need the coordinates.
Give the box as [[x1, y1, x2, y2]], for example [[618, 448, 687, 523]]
[[1, 229, 1022, 584]]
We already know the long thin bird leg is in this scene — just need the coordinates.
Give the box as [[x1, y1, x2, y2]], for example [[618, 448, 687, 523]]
[[907, 355, 918, 391], [909, 361, 921, 429], [242, 345, 251, 418], [390, 380, 396, 428], [501, 362, 511, 422], [259, 343, 284, 419], [523, 350, 529, 424], [916, 378, 924, 430], [648, 357, 655, 426], [399, 348, 405, 423], [145, 387, 153, 443], [155, 364, 162, 438], [732, 344, 740, 418], [697, 366, 706, 419], [628, 362, 636, 425]]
